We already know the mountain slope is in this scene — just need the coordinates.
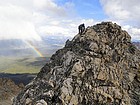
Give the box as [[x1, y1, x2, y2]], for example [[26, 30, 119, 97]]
[[0, 78, 24, 105], [0, 57, 49, 73], [13, 22, 140, 105]]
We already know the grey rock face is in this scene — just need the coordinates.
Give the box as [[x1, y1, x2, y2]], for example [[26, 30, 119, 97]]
[[13, 22, 140, 105]]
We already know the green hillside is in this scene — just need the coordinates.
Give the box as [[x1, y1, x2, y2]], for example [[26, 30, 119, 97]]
[[0, 57, 50, 74]]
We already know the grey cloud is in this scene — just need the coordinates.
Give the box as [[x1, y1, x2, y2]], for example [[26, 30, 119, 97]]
[[100, 0, 140, 41], [100, 0, 140, 24]]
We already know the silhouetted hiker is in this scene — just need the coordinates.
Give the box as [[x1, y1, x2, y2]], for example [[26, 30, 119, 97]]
[[78, 23, 85, 35]]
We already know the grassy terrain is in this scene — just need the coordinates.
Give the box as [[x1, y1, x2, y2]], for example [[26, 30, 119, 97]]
[[0, 56, 50, 74]]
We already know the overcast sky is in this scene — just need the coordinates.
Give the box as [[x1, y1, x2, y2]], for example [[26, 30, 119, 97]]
[[0, 0, 140, 41]]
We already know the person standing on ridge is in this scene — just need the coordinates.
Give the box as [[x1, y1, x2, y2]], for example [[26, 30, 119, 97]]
[[78, 23, 85, 35]]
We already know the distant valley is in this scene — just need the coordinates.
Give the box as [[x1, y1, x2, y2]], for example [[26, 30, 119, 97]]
[[0, 56, 49, 73], [0, 35, 71, 73]]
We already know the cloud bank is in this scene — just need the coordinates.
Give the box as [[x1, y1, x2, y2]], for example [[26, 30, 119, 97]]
[[0, 0, 96, 40], [0, 0, 41, 40]]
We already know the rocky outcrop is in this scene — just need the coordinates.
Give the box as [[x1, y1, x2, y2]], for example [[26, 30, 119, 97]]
[[0, 78, 24, 105], [13, 22, 140, 105]]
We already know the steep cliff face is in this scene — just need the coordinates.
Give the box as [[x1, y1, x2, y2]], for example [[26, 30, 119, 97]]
[[13, 22, 140, 105]]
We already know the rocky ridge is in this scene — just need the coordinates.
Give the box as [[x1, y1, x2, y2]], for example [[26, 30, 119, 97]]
[[13, 22, 140, 105]]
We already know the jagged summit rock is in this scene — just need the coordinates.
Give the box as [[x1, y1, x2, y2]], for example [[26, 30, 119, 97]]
[[13, 22, 140, 105]]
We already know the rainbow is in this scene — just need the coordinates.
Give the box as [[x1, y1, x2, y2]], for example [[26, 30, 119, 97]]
[[24, 40, 44, 57]]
